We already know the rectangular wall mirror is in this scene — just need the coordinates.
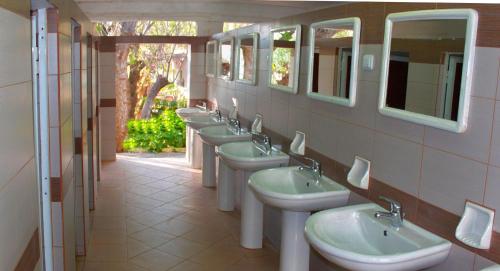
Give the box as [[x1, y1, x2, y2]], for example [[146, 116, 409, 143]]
[[307, 18, 361, 107], [268, 25, 302, 93], [218, 37, 234, 80], [236, 33, 259, 85], [205, 40, 217, 77], [379, 9, 478, 132]]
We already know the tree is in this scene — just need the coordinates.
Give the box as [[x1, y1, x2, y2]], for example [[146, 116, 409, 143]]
[[95, 20, 196, 151], [115, 21, 137, 152]]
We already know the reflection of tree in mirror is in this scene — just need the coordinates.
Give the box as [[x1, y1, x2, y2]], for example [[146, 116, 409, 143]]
[[272, 47, 293, 86], [274, 31, 296, 41], [315, 28, 353, 39]]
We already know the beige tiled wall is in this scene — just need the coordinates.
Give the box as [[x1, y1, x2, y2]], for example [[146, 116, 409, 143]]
[[98, 51, 116, 161], [0, 4, 40, 271], [208, 4, 500, 270]]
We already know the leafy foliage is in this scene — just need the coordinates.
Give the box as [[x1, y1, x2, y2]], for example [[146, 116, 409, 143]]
[[123, 108, 186, 153]]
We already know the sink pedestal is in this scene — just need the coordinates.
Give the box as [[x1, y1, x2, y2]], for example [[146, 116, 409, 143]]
[[241, 170, 263, 249], [187, 127, 202, 169], [217, 162, 236, 210], [281, 211, 310, 271], [202, 143, 216, 187]]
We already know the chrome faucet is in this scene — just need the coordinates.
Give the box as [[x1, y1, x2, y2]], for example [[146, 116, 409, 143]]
[[252, 133, 272, 155], [374, 196, 404, 228], [196, 102, 207, 111], [298, 157, 322, 181], [228, 118, 241, 134], [214, 109, 222, 122]]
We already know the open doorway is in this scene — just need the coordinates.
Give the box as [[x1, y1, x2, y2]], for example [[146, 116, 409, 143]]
[[96, 21, 196, 155]]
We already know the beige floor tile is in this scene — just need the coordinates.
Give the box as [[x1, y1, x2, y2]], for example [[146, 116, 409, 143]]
[[129, 228, 176, 248], [90, 230, 127, 245], [127, 238, 152, 258], [148, 190, 185, 202], [157, 237, 208, 259], [125, 219, 149, 234], [130, 249, 184, 271], [83, 261, 148, 271], [152, 218, 197, 236], [168, 261, 204, 271], [86, 244, 128, 262], [82, 154, 278, 270]]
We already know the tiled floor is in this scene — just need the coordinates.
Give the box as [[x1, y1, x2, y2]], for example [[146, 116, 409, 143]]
[[78, 152, 279, 271]]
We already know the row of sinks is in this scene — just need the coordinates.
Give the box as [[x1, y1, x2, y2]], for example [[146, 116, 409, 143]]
[[176, 107, 453, 271]]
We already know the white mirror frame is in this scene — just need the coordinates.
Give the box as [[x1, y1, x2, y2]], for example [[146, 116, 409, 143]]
[[378, 9, 478, 133], [307, 17, 361, 107], [205, 40, 217, 77], [235, 33, 259, 85], [217, 37, 234, 81], [268, 25, 302, 94]]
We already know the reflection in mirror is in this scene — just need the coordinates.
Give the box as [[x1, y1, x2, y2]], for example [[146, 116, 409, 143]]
[[236, 33, 258, 85], [307, 18, 360, 107], [269, 25, 301, 93], [205, 40, 217, 77], [379, 9, 478, 132], [218, 38, 234, 80]]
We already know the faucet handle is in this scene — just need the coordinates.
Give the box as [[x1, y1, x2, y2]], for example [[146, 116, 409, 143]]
[[379, 196, 401, 213]]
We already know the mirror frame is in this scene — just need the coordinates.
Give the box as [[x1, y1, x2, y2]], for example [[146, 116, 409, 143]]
[[205, 40, 218, 78], [235, 33, 259, 85], [217, 37, 234, 81], [306, 17, 361, 107], [378, 9, 478, 133], [268, 25, 302, 94]]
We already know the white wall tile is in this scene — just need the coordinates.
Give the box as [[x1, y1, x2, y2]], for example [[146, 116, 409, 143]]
[[472, 47, 500, 99], [372, 133, 422, 196], [489, 101, 500, 167], [0, 83, 35, 185], [420, 147, 487, 215], [336, 122, 374, 167], [484, 166, 500, 231], [424, 97, 495, 163], [0, 8, 31, 86]]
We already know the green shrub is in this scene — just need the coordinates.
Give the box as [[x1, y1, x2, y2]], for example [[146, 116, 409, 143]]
[[123, 109, 186, 153]]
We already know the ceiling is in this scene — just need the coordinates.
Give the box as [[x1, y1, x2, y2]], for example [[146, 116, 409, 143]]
[[74, 0, 338, 22]]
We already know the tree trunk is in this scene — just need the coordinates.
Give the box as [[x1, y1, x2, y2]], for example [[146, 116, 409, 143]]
[[140, 76, 169, 119], [242, 46, 253, 79], [128, 59, 145, 119], [114, 21, 136, 152]]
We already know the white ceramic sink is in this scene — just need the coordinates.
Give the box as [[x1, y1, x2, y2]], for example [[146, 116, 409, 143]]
[[483, 265, 500, 271], [244, 166, 350, 271], [197, 126, 252, 188], [185, 115, 226, 130], [217, 141, 289, 171], [248, 166, 350, 212], [198, 125, 251, 146], [175, 107, 209, 120], [305, 203, 452, 271]]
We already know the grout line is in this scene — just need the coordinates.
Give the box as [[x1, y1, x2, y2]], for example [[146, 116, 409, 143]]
[[0, 156, 35, 194], [481, 60, 500, 202]]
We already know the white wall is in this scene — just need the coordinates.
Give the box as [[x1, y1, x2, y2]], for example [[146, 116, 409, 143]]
[[0, 5, 40, 271]]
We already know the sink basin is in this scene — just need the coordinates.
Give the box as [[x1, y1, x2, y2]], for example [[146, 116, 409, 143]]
[[198, 125, 251, 146], [305, 203, 452, 271], [248, 166, 350, 212], [245, 166, 350, 271], [197, 126, 252, 188], [185, 115, 226, 130], [175, 107, 209, 120], [483, 265, 500, 271], [217, 141, 289, 171]]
